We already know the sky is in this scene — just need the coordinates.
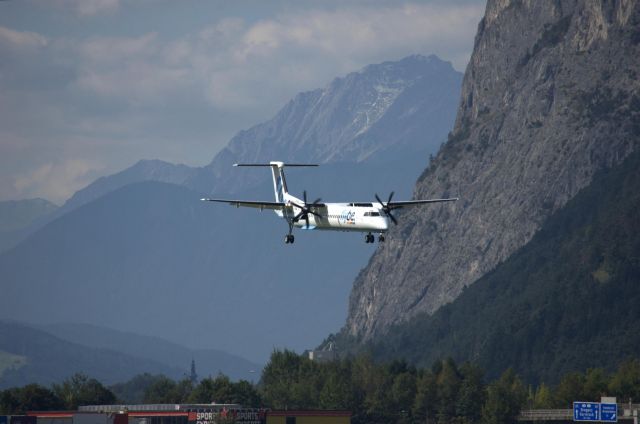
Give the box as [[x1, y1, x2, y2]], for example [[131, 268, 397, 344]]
[[0, 0, 486, 204]]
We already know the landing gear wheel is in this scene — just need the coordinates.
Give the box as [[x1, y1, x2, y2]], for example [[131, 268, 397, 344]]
[[365, 233, 374, 243], [378, 234, 385, 242], [285, 234, 295, 244]]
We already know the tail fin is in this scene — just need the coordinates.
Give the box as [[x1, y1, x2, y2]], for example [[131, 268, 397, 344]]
[[233, 161, 318, 203], [270, 162, 287, 203]]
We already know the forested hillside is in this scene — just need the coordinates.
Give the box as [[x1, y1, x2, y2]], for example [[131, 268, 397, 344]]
[[356, 150, 640, 384]]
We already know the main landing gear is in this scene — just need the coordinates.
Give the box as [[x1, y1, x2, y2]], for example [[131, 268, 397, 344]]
[[365, 233, 385, 243], [285, 222, 295, 244]]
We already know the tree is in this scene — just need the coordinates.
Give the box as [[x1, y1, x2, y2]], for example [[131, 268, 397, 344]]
[[583, 368, 609, 401], [609, 359, 640, 403], [391, 372, 417, 424], [53, 373, 115, 410], [318, 361, 355, 410], [554, 372, 585, 407], [1, 384, 63, 414], [143, 376, 181, 404], [191, 375, 235, 404], [456, 363, 485, 423], [531, 384, 554, 409], [436, 358, 461, 423], [260, 349, 320, 409], [481, 369, 526, 424], [232, 380, 261, 407], [413, 370, 438, 424], [361, 366, 394, 424], [173, 378, 195, 403], [110, 373, 166, 404]]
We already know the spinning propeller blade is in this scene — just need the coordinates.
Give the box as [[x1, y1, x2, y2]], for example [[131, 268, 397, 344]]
[[293, 190, 322, 228], [376, 192, 398, 225]]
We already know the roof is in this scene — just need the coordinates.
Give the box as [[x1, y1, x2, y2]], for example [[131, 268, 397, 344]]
[[78, 404, 241, 413], [267, 411, 351, 417]]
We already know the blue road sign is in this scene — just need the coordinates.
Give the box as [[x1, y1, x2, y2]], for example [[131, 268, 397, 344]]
[[574, 402, 601, 421], [601, 403, 618, 422]]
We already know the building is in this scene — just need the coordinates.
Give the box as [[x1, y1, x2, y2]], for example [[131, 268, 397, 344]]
[[10, 404, 350, 424]]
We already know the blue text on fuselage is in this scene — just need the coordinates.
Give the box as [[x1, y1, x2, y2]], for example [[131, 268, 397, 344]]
[[339, 210, 356, 225]]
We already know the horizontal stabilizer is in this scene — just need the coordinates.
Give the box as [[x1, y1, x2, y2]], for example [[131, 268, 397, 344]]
[[201, 198, 285, 210], [233, 163, 319, 167]]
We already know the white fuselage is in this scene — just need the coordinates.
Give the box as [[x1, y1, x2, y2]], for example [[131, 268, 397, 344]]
[[276, 199, 389, 233]]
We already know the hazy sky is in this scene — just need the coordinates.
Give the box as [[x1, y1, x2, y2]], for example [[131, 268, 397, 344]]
[[0, 0, 485, 204]]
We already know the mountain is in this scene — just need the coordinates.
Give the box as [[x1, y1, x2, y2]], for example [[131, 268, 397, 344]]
[[0, 199, 57, 254], [0, 54, 463, 363], [0, 320, 183, 389], [0, 199, 57, 232], [362, 149, 640, 384], [0, 162, 199, 254], [38, 322, 260, 382], [198, 54, 461, 196], [344, 0, 640, 341], [61, 160, 200, 215], [54, 54, 461, 207]]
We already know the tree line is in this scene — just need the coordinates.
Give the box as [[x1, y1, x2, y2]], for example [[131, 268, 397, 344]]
[[2, 353, 640, 424]]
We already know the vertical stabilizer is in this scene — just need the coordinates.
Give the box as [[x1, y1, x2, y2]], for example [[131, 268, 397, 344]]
[[270, 161, 287, 203]]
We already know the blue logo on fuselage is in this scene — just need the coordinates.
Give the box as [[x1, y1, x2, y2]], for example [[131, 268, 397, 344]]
[[339, 210, 356, 224]]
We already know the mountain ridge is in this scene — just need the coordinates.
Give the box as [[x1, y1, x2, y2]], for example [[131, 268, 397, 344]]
[[0, 198, 58, 254], [37, 322, 261, 382], [0, 320, 184, 389]]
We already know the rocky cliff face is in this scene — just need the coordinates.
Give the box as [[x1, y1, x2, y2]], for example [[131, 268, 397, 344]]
[[346, 0, 640, 340]]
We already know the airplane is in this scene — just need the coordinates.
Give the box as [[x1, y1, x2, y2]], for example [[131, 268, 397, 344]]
[[201, 161, 458, 244]]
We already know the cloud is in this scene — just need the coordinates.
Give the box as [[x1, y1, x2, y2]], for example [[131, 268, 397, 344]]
[[0, 1, 485, 203], [0, 26, 47, 49], [71, 32, 194, 105], [67, 3, 483, 111], [49, 0, 121, 17], [13, 159, 104, 204], [80, 32, 158, 64]]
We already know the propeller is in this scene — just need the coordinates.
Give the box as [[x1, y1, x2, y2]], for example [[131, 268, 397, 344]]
[[292, 190, 322, 228], [375, 191, 398, 225]]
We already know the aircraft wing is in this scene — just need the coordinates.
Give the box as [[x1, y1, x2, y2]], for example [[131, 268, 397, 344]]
[[387, 197, 459, 209], [201, 198, 286, 210]]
